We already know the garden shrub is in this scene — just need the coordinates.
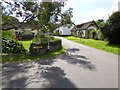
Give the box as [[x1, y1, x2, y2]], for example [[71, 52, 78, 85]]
[[2, 38, 27, 53], [2, 29, 16, 40], [33, 35, 52, 44], [96, 29, 103, 40], [21, 33, 34, 40], [54, 32, 61, 36]]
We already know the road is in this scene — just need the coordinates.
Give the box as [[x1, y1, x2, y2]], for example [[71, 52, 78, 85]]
[[2, 37, 118, 88]]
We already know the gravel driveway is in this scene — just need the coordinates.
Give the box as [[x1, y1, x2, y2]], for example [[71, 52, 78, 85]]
[[2, 36, 118, 88]]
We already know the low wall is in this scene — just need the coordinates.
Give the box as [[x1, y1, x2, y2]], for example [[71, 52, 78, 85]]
[[29, 39, 62, 56]]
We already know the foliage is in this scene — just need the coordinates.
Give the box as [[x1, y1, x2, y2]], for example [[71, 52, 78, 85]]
[[2, 1, 73, 32], [96, 12, 120, 44], [2, 29, 16, 40], [21, 33, 34, 40], [96, 19, 106, 40], [2, 14, 19, 30], [32, 31, 48, 44], [65, 36, 120, 55], [2, 38, 27, 53], [54, 31, 61, 36], [96, 29, 103, 40], [30, 38, 62, 55], [107, 11, 120, 44]]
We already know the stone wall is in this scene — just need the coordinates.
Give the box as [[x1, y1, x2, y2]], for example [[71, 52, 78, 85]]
[[29, 39, 62, 56]]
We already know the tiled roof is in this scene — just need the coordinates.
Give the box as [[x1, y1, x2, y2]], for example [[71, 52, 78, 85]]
[[71, 20, 99, 32]]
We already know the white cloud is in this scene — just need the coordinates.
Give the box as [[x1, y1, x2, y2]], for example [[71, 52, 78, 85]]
[[85, 8, 108, 22], [71, 1, 119, 24]]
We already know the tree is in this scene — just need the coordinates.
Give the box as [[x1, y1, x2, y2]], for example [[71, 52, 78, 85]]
[[2, 14, 19, 30], [2, 0, 73, 32], [96, 19, 106, 40], [107, 11, 120, 44]]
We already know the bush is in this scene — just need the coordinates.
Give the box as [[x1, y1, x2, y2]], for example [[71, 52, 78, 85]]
[[2, 29, 16, 40], [2, 38, 27, 53], [33, 35, 55, 44], [90, 30, 103, 40], [21, 33, 34, 40], [54, 32, 61, 36]]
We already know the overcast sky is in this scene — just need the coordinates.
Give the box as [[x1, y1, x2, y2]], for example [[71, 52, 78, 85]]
[[64, 0, 119, 24]]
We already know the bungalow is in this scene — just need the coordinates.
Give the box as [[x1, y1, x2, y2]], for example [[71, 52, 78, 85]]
[[54, 24, 74, 36], [71, 20, 99, 39]]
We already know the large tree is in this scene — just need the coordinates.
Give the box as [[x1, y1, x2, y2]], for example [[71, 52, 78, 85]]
[[106, 11, 120, 44], [2, 14, 19, 30], [2, 0, 73, 32]]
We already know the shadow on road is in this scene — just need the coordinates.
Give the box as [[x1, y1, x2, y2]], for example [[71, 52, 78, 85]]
[[40, 66, 77, 88], [36, 57, 56, 65], [2, 58, 77, 88], [2, 62, 34, 88], [59, 48, 96, 71]]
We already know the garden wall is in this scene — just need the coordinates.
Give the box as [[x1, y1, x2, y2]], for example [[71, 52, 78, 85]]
[[29, 39, 62, 56]]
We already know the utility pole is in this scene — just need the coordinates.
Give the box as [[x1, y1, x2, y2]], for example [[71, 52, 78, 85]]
[[47, 29, 50, 51]]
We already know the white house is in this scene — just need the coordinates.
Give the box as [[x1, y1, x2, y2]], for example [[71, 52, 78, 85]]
[[54, 24, 74, 35]]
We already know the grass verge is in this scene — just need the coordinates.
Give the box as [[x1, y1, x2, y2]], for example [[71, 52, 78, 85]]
[[18, 40, 33, 51], [2, 47, 66, 63], [64, 36, 120, 55]]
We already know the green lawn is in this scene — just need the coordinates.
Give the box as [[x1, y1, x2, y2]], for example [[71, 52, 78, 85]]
[[18, 40, 33, 51], [2, 39, 66, 62], [65, 36, 120, 55], [2, 48, 66, 62]]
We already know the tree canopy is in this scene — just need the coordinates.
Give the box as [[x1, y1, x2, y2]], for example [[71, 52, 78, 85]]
[[107, 11, 120, 44], [2, 0, 73, 32]]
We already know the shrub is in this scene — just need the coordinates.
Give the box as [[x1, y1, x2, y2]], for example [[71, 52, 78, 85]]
[[21, 33, 34, 40], [2, 29, 16, 40], [54, 32, 61, 36], [33, 35, 54, 44], [2, 38, 27, 53]]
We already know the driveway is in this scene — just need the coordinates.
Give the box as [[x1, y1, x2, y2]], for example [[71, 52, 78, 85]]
[[2, 37, 118, 88]]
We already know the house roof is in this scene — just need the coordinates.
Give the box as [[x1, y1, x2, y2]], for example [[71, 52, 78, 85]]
[[77, 21, 93, 30], [71, 20, 99, 32]]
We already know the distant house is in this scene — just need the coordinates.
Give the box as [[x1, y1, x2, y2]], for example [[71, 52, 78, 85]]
[[54, 24, 74, 36], [71, 20, 99, 38]]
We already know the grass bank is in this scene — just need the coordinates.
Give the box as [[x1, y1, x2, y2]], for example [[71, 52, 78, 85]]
[[18, 40, 33, 51], [64, 36, 120, 55]]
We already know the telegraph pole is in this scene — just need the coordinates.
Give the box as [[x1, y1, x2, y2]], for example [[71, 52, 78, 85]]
[[47, 29, 50, 51]]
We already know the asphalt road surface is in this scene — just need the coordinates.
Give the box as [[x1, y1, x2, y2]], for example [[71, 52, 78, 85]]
[[2, 36, 118, 88]]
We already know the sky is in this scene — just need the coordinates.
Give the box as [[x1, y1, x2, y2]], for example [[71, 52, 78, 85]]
[[2, 0, 120, 24], [64, 0, 120, 24]]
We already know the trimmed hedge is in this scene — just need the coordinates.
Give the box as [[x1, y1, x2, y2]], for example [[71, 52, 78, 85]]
[[29, 38, 62, 56], [2, 38, 27, 53]]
